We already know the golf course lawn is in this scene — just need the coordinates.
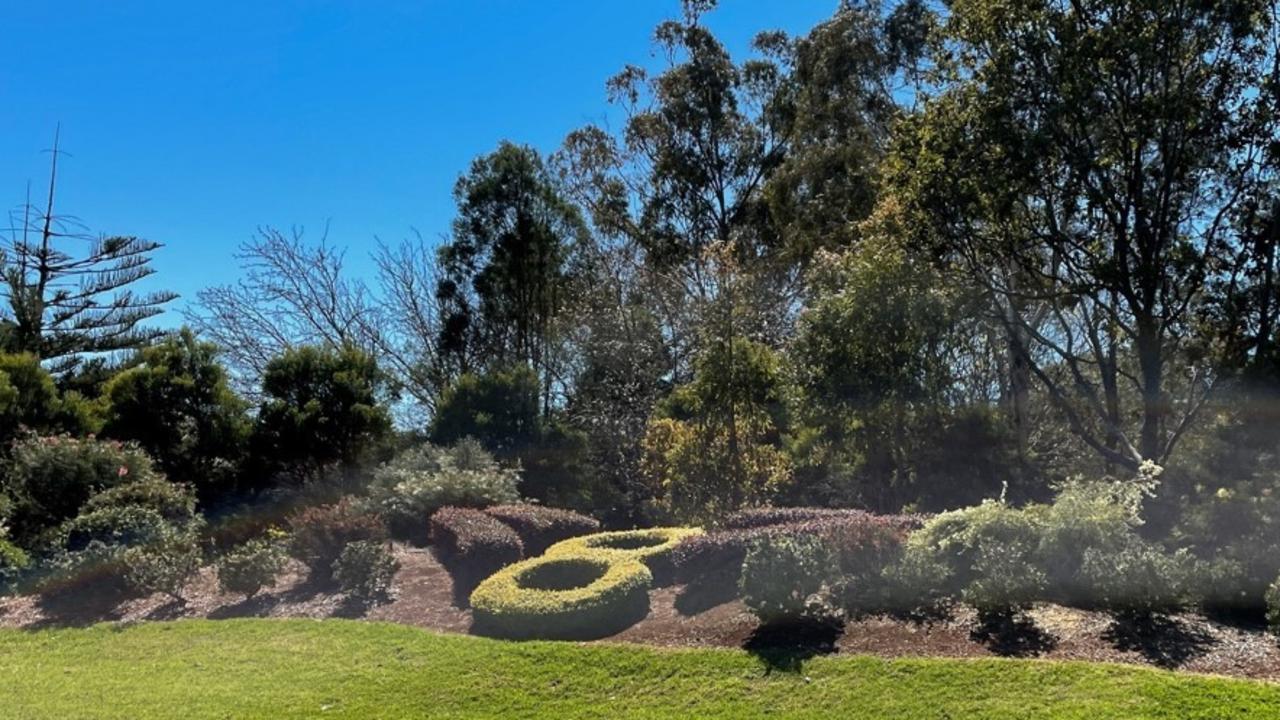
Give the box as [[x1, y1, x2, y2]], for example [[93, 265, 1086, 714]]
[[0, 619, 1276, 719]]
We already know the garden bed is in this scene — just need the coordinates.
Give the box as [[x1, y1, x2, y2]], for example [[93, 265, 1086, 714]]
[[2, 543, 1279, 680]]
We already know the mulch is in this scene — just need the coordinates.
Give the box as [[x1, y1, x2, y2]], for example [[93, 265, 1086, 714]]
[[2, 543, 1278, 681]]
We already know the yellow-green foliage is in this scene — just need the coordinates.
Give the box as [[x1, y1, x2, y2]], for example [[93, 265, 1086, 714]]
[[545, 527, 702, 584], [470, 554, 652, 639]]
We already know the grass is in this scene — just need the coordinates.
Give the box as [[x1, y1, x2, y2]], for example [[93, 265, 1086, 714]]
[[0, 619, 1276, 719]]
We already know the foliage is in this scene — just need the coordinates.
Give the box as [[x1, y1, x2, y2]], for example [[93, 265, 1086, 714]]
[[368, 440, 519, 542], [0, 536, 30, 595], [55, 505, 171, 553], [483, 504, 599, 556], [286, 498, 387, 579], [1078, 541, 1194, 617], [1267, 576, 1280, 636], [907, 500, 1044, 596], [642, 338, 793, 523], [81, 477, 197, 525], [470, 554, 652, 640], [3, 434, 161, 542], [251, 345, 394, 483], [739, 533, 836, 625], [429, 366, 542, 455], [428, 507, 524, 599], [722, 506, 923, 532], [0, 353, 94, 446], [671, 528, 770, 587], [216, 535, 288, 598], [120, 530, 203, 600], [101, 329, 250, 500], [545, 527, 702, 586], [332, 540, 399, 602]]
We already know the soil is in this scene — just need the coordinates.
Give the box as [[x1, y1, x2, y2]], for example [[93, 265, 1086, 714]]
[[3, 543, 1279, 681]]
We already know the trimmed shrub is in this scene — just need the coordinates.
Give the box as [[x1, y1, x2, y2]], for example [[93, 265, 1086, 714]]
[[81, 477, 198, 524], [723, 506, 925, 532], [287, 498, 388, 580], [121, 531, 203, 599], [369, 440, 519, 543], [470, 554, 652, 639], [672, 528, 770, 586], [545, 527, 702, 586], [217, 535, 288, 598], [0, 538, 30, 595], [429, 507, 524, 601], [879, 548, 952, 615], [483, 504, 600, 556], [740, 533, 835, 624], [333, 540, 399, 602]]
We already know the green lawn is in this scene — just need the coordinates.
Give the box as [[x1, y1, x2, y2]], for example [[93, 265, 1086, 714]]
[[0, 619, 1276, 719]]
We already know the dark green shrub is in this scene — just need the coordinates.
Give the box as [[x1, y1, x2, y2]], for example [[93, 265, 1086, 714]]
[[429, 507, 524, 600], [739, 534, 836, 624], [0, 537, 30, 595], [5, 435, 162, 542], [81, 477, 197, 524], [879, 548, 952, 615], [484, 504, 600, 556], [333, 540, 399, 602], [287, 498, 387, 579], [217, 535, 288, 598], [470, 554, 652, 639], [121, 530, 203, 599], [672, 528, 768, 586], [368, 440, 520, 543]]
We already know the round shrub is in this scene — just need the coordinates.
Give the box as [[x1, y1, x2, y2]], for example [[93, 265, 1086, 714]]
[[287, 498, 387, 580], [545, 527, 702, 586], [81, 478, 197, 525], [217, 535, 288, 598], [121, 530, 203, 600], [333, 540, 399, 602], [57, 506, 170, 553], [483, 504, 600, 556], [740, 533, 836, 625], [470, 554, 652, 639], [1078, 541, 1193, 617]]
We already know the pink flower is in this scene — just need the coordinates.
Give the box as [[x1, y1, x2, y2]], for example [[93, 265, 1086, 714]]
[[118, 466, 129, 478]]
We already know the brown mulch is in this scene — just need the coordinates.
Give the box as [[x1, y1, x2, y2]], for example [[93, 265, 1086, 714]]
[[2, 543, 1278, 681]]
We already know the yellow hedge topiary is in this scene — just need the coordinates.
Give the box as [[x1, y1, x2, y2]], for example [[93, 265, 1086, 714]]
[[469, 553, 652, 639], [544, 527, 703, 585]]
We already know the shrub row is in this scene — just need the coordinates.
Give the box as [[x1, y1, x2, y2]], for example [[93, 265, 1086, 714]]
[[287, 498, 387, 580], [483, 504, 599, 556], [430, 507, 524, 600], [722, 506, 925, 532]]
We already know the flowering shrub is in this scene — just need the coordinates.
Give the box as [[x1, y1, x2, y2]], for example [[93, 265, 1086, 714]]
[[5, 434, 162, 541], [369, 440, 520, 543]]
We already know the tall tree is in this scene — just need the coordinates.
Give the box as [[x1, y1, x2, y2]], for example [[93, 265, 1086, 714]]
[[435, 141, 589, 416], [3, 132, 176, 373], [890, 0, 1279, 471]]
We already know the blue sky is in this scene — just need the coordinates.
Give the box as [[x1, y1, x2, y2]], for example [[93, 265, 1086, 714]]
[[2, 1, 836, 326]]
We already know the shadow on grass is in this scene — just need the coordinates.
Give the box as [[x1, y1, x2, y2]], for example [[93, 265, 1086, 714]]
[[969, 610, 1058, 658], [743, 617, 844, 674], [1102, 613, 1215, 669]]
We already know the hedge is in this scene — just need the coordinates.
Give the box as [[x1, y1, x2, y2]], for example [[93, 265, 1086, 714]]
[[470, 553, 652, 639], [483, 504, 600, 556], [429, 507, 524, 602], [545, 527, 702, 586], [722, 506, 926, 532]]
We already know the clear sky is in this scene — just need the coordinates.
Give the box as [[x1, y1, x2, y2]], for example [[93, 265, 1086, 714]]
[[2, 0, 836, 326]]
